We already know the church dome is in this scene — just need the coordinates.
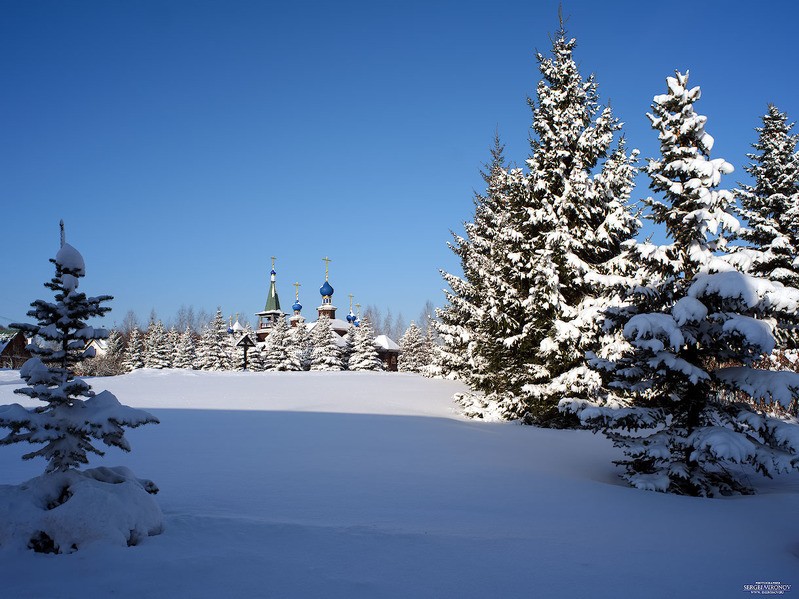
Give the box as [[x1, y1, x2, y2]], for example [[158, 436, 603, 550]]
[[346, 312, 355, 323], [320, 281, 334, 297], [292, 301, 302, 312]]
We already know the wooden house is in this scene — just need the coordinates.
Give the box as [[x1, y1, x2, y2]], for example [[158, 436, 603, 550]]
[[0, 330, 31, 369]]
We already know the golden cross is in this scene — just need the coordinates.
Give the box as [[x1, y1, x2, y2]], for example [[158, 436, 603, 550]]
[[349, 294, 354, 311], [355, 303, 361, 317], [322, 256, 332, 281], [293, 281, 301, 301]]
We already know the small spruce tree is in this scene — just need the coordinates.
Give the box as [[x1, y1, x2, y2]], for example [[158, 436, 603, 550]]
[[349, 317, 382, 371], [197, 309, 232, 371], [310, 317, 343, 371], [398, 322, 426, 373], [144, 320, 172, 369], [123, 327, 145, 372], [1, 224, 158, 472], [173, 325, 196, 370]]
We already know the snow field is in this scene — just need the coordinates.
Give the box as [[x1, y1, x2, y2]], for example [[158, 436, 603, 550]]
[[0, 369, 798, 598]]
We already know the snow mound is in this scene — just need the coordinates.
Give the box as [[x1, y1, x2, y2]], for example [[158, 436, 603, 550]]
[[0, 466, 162, 554]]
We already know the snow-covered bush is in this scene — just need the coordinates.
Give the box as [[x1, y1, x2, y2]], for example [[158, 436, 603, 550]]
[[0, 467, 162, 553], [0, 223, 161, 551]]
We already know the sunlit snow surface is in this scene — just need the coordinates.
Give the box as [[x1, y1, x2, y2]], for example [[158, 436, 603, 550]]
[[0, 369, 798, 598]]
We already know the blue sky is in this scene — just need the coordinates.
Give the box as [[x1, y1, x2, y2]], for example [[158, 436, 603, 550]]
[[2, 0, 797, 331]]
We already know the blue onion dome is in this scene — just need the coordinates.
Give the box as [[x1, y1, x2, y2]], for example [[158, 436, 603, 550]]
[[346, 312, 355, 323], [293, 300, 303, 312], [271, 269, 276, 275], [320, 281, 334, 296], [354, 317, 361, 327]]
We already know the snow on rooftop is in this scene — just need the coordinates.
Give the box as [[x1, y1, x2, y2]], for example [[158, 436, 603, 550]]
[[374, 334, 399, 351]]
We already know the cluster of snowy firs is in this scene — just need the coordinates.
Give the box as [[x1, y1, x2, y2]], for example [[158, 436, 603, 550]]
[[0, 233, 162, 553], [436, 25, 799, 496], [83, 314, 436, 374]]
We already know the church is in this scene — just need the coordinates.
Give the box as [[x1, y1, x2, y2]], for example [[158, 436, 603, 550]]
[[252, 258, 400, 370]]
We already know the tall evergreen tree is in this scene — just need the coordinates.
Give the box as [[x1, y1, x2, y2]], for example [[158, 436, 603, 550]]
[[263, 319, 289, 371], [439, 24, 639, 425], [102, 329, 126, 375], [349, 317, 382, 371], [288, 321, 312, 371], [123, 327, 145, 372], [1, 226, 158, 472], [736, 104, 799, 289], [248, 341, 266, 372], [437, 133, 520, 389], [310, 317, 343, 371], [398, 322, 427, 373], [196, 309, 231, 371], [173, 325, 196, 370], [341, 325, 357, 370], [144, 320, 172, 369], [566, 71, 799, 497]]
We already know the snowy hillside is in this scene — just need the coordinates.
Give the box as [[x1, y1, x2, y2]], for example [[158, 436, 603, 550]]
[[0, 369, 797, 598]]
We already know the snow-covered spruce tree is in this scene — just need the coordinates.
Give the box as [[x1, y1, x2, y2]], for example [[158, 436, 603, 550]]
[[263, 318, 289, 371], [278, 320, 302, 371], [421, 326, 440, 377], [512, 25, 639, 426], [144, 320, 172, 369], [288, 321, 312, 371], [735, 104, 799, 341], [123, 327, 145, 371], [248, 341, 266, 372], [101, 328, 126, 375], [565, 71, 799, 496], [0, 225, 161, 552], [166, 326, 180, 359], [173, 325, 196, 370], [196, 309, 232, 371], [436, 133, 508, 384], [341, 324, 356, 370], [291, 320, 313, 370], [441, 25, 639, 426], [398, 322, 427, 373], [310, 316, 343, 371], [349, 317, 383, 371], [736, 105, 799, 288]]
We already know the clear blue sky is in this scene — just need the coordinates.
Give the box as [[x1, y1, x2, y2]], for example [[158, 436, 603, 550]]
[[2, 0, 797, 331]]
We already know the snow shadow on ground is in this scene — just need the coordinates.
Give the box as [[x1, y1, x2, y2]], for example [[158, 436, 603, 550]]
[[1, 408, 798, 598]]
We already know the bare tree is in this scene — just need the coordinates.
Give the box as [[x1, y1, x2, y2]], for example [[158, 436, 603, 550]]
[[363, 304, 383, 335], [393, 312, 406, 341], [417, 300, 436, 335], [119, 310, 140, 336]]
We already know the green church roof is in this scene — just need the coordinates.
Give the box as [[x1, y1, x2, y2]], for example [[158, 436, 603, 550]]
[[264, 278, 281, 312]]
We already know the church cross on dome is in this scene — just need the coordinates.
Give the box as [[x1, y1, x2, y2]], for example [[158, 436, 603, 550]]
[[323, 256, 332, 281]]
